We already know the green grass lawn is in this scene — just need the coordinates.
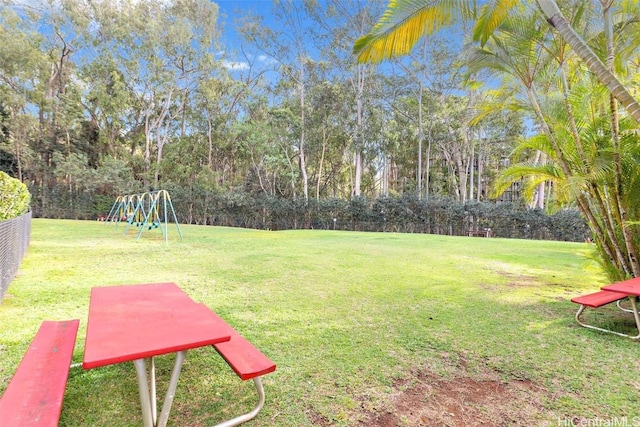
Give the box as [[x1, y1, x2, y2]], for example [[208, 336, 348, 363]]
[[1, 219, 638, 426]]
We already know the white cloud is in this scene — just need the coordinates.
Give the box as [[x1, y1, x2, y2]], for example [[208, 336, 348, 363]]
[[257, 54, 276, 65], [221, 60, 250, 71]]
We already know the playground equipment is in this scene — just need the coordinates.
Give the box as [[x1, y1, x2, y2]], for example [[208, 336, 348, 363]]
[[105, 190, 183, 243]]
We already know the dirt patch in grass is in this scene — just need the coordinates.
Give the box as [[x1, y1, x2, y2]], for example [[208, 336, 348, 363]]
[[496, 270, 539, 288], [356, 369, 547, 426]]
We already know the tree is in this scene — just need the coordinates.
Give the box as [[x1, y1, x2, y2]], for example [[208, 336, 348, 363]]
[[304, 72, 352, 200], [465, 9, 555, 209], [77, 0, 220, 187], [238, 0, 313, 202], [537, 0, 640, 124], [354, 0, 640, 124], [0, 7, 44, 182], [389, 36, 442, 199], [308, 0, 387, 198], [353, 0, 640, 279]]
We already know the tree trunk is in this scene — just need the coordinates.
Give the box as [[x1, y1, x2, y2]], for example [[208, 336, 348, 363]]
[[354, 150, 362, 197], [601, 1, 640, 277], [425, 128, 432, 198], [533, 151, 546, 210], [417, 83, 423, 198], [453, 150, 467, 203], [298, 61, 309, 202], [537, 0, 640, 124], [8, 109, 23, 181], [353, 63, 367, 197], [476, 149, 482, 201], [469, 143, 474, 201], [317, 127, 327, 200], [206, 110, 214, 169]]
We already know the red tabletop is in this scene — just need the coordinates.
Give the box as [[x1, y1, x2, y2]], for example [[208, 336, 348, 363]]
[[83, 282, 230, 369], [601, 276, 640, 297]]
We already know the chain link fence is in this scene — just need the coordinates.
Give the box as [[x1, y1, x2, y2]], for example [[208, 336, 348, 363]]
[[0, 211, 31, 303]]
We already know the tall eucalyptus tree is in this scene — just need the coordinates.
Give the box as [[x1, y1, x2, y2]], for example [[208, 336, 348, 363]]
[[75, 0, 220, 187], [238, 0, 315, 202], [389, 36, 442, 199], [0, 6, 45, 181], [308, 0, 386, 197], [1, 1, 88, 213], [304, 68, 352, 199]]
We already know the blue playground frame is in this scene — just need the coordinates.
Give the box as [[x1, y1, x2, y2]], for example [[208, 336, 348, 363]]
[[105, 190, 183, 243]]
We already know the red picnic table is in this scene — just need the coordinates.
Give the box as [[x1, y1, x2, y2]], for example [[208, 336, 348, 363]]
[[82, 282, 232, 427], [572, 276, 640, 339], [601, 277, 640, 338]]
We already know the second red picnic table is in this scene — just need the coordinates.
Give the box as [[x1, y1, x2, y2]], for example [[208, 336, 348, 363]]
[[601, 277, 640, 339]]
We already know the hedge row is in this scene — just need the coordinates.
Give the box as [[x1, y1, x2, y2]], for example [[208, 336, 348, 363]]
[[29, 186, 589, 242], [168, 191, 589, 242]]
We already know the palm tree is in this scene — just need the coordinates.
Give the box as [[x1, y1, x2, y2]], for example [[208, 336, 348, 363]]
[[354, 0, 640, 279], [537, 1, 640, 123], [491, 73, 640, 278], [353, 0, 640, 124], [466, 9, 558, 210]]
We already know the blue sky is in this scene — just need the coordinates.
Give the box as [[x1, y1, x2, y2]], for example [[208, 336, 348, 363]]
[[214, 0, 279, 72], [215, 0, 279, 47]]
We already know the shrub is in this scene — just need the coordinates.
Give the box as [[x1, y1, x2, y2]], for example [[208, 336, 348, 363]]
[[0, 171, 31, 221]]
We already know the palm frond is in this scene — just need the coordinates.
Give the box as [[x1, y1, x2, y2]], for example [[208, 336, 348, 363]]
[[467, 87, 523, 126], [511, 134, 554, 159], [491, 162, 563, 200], [472, 0, 518, 45], [353, 0, 474, 64]]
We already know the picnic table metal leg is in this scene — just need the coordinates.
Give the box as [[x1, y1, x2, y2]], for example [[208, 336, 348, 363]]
[[576, 297, 640, 339], [157, 351, 186, 427], [150, 357, 157, 423], [628, 296, 640, 340], [213, 377, 267, 427], [132, 352, 188, 427], [616, 299, 635, 313], [133, 358, 156, 427]]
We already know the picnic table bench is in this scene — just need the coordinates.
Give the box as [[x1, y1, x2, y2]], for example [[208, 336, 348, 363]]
[[210, 313, 277, 427], [179, 305, 277, 426], [571, 288, 640, 339], [0, 319, 80, 426], [467, 228, 492, 237]]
